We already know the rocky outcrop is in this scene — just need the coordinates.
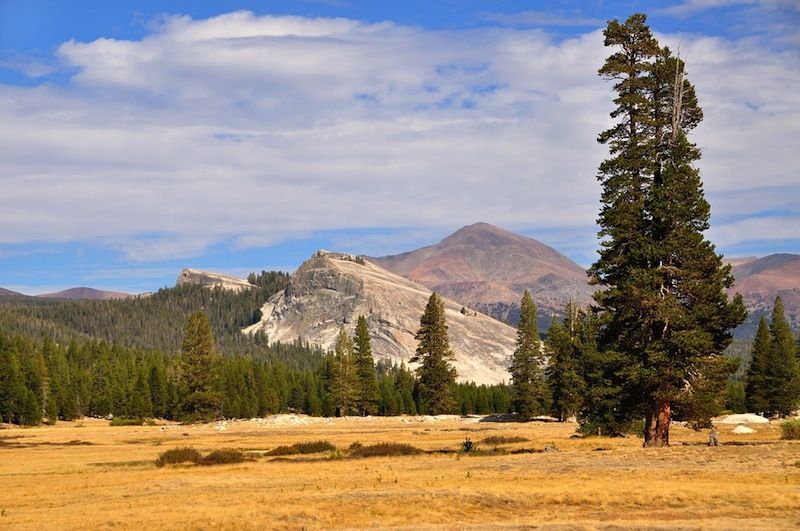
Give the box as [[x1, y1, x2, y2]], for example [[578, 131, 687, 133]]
[[177, 268, 255, 292], [245, 250, 517, 385]]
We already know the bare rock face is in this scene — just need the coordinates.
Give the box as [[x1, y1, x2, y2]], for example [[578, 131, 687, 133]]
[[245, 250, 516, 385], [177, 268, 255, 292]]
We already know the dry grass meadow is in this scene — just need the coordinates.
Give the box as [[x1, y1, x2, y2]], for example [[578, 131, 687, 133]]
[[1, 415, 798, 530]]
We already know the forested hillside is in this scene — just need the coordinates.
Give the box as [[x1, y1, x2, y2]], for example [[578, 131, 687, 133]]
[[0, 271, 302, 363]]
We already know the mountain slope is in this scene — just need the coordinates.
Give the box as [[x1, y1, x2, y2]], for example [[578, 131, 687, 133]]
[[245, 250, 517, 385], [370, 222, 593, 325], [731, 253, 800, 334], [39, 287, 133, 300], [0, 287, 25, 297]]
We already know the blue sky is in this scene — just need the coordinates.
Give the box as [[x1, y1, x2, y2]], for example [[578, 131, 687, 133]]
[[1, 0, 798, 294]]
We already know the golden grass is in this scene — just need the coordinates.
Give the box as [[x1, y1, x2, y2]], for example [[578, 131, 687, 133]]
[[0, 417, 798, 530]]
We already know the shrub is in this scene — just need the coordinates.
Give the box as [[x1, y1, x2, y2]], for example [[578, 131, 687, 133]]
[[155, 447, 202, 467], [780, 420, 800, 440], [348, 442, 363, 451], [266, 440, 336, 456], [481, 435, 529, 446], [110, 417, 144, 426], [201, 449, 247, 465], [349, 443, 422, 458], [462, 437, 475, 453]]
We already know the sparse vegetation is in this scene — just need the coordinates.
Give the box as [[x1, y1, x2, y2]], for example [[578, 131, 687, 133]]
[[349, 442, 422, 458], [200, 449, 247, 465], [109, 417, 144, 426], [780, 420, 800, 440], [267, 440, 336, 456], [481, 435, 529, 445], [155, 447, 203, 467]]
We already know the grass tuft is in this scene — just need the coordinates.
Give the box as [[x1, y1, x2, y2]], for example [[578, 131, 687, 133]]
[[200, 449, 247, 465], [349, 442, 422, 458], [481, 435, 529, 445], [155, 447, 202, 467], [780, 420, 800, 440], [109, 417, 144, 427], [267, 440, 336, 456]]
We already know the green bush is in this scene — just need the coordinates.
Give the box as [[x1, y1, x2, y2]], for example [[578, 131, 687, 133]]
[[201, 449, 247, 465], [481, 435, 529, 445], [349, 442, 422, 458], [348, 442, 363, 451], [155, 447, 202, 467], [267, 440, 336, 456], [110, 417, 144, 426], [780, 420, 800, 440]]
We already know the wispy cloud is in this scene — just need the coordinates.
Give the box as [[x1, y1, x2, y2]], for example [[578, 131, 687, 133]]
[[480, 10, 604, 27], [0, 10, 796, 266], [655, 0, 800, 17]]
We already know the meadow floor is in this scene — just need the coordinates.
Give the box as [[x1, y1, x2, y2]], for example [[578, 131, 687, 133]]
[[0, 415, 798, 530]]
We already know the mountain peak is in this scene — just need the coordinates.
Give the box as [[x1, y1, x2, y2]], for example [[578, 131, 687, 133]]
[[370, 222, 593, 325], [39, 287, 133, 300]]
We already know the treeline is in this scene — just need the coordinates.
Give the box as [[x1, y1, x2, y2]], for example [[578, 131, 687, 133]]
[[0, 314, 512, 425], [0, 271, 291, 361]]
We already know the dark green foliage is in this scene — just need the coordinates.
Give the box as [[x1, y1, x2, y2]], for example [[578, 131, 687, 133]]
[[510, 291, 547, 419], [745, 317, 771, 414], [155, 447, 203, 467], [766, 298, 800, 417], [353, 316, 378, 416], [780, 420, 800, 440], [179, 311, 222, 421], [546, 301, 587, 421], [589, 13, 746, 446], [725, 380, 746, 414], [349, 442, 422, 458], [200, 449, 247, 465], [266, 440, 336, 456], [0, 272, 292, 360], [412, 293, 457, 415]]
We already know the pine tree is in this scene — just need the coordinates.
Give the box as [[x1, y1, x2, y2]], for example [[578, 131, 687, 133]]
[[766, 297, 799, 417], [353, 315, 378, 416], [590, 14, 746, 446], [330, 326, 359, 416], [130, 365, 153, 419], [412, 293, 457, 415], [745, 316, 771, 414], [546, 301, 586, 421], [179, 311, 222, 421], [509, 291, 546, 419]]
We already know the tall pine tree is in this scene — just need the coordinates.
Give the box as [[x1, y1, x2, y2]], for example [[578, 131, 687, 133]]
[[412, 293, 457, 415], [353, 316, 378, 416], [509, 291, 547, 419], [590, 14, 746, 446], [330, 326, 359, 416], [745, 316, 771, 414], [179, 311, 222, 421], [766, 297, 799, 416], [546, 301, 587, 422]]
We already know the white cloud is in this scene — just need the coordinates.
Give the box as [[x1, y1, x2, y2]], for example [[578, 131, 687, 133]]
[[0, 11, 797, 262]]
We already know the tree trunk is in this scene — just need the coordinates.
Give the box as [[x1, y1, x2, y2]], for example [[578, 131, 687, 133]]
[[643, 397, 670, 447]]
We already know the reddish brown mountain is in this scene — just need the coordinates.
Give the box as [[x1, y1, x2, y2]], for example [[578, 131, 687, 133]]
[[38, 287, 134, 301], [730, 254, 800, 334], [370, 222, 593, 325], [0, 287, 24, 297]]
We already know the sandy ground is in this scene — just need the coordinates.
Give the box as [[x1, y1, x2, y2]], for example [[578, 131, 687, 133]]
[[1, 415, 798, 530]]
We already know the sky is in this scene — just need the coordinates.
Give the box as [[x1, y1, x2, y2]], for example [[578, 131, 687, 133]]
[[1, 0, 798, 295]]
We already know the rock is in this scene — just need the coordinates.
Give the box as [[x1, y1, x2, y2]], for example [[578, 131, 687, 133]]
[[732, 425, 756, 434], [714, 413, 770, 425], [177, 268, 255, 292], [245, 250, 518, 384]]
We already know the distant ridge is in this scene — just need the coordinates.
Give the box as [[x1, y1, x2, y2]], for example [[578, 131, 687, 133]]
[[370, 222, 594, 325], [730, 253, 800, 334], [38, 287, 134, 300], [0, 287, 25, 298]]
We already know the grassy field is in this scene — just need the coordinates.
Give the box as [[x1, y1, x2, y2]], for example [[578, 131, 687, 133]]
[[1, 416, 798, 530]]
